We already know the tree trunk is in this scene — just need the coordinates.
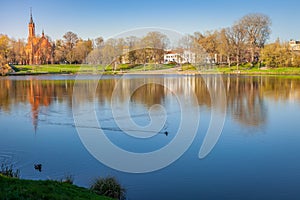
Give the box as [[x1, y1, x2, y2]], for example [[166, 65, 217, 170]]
[[251, 47, 255, 64], [227, 55, 231, 67], [236, 54, 239, 71]]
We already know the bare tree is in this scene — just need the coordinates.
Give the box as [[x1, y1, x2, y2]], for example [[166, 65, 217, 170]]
[[9, 39, 27, 65], [63, 31, 78, 64], [63, 31, 78, 49], [178, 34, 194, 50], [95, 37, 104, 48], [125, 36, 140, 50], [239, 13, 271, 64], [141, 32, 169, 66], [226, 23, 247, 69], [217, 28, 233, 66], [101, 38, 120, 67]]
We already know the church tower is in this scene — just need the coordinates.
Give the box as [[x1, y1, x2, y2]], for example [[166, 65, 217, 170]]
[[25, 8, 53, 65], [28, 8, 35, 39]]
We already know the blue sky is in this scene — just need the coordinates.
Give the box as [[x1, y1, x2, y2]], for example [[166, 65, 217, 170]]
[[0, 0, 299, 42]]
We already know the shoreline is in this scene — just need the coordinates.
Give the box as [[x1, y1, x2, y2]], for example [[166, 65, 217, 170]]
[[4, 70, 300, 77], [3, 65, 300, 76]]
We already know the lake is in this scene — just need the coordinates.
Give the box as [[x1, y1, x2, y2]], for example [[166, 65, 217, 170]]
[[1, 74, 300, 199]]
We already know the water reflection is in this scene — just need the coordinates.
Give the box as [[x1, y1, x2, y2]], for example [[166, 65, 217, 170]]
[[1, 75, 300, 199], [1, 75, 300, 131]]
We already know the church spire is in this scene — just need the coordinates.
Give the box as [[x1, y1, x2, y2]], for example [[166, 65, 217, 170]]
[[30, 7, 33, 24], [28, 7, 35, 38]]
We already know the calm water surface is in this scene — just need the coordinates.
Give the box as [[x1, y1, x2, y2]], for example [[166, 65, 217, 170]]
[[1, 74, 300, 199]]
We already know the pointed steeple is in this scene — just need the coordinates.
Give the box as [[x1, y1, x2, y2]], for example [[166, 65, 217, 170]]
[[42, 29, 45, 37], [28, 7, 35, 38], [30, 7, 33, 24]]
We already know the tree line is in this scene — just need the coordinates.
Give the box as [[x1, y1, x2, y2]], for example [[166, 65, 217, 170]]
[[0, 31, 94, 65], [1, 13, 300, 67], [189, 13, 300, 68], [86, 31, 169, 66], [0, 31, 169, 66]]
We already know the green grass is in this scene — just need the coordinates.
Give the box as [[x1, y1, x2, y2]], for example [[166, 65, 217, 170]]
[[216, 65, 300, 75], [15, 64, 105, 74], [181, 64, 196, 71], [10, 63, 300, 76], [0, 175, 114, 200], [127, 63, 175, 72], [178, 63, 300, 75], [12, 64, 176, 74]]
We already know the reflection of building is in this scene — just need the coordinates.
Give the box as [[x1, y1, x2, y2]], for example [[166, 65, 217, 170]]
[[289, 40, 300, 51], [27, 79, 52, 132], [25, 10, 53, 65]]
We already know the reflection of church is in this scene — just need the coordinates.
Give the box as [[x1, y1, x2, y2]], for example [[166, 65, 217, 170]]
[[25, 10, 53, 65], [27, 79, 52, 133]]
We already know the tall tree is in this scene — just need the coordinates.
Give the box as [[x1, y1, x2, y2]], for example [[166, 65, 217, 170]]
[[217, 28, 233, 66], [95, 37, 104, 48], [194, 31, 219, 62], [63, 31, 78, 64], [126, 36, 140, 50], [0, 34, 10, 65], [178, 34, 194, 50], [100, 38, 120, 67], [226, 23, 247, 69], [74, 39, 93, 64], [9, 39, 26, 65], [54, 39, 66, 64], [239, 13, 271, 63], [141, 32, 169, 65]]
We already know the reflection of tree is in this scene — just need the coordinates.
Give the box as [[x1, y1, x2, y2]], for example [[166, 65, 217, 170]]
[[0, 79, 74, 131], [1, 76, 300, 130], [224, 76, 266, 127], [131, 83, 166, 107]]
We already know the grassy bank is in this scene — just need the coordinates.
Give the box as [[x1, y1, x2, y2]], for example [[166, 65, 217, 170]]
[[7, 64, 300, 76], [176, 64, 300, 75], [215, 65, 300, 75], [10, 63, 176, 75], [0, 175, 113, 200], [14, 64, 103, 74]]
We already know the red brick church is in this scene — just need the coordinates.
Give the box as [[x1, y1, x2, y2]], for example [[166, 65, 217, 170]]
[[25, 10, 53, 65]]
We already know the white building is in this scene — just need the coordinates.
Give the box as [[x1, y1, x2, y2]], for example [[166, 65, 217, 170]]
[[164, 50, 196, 64], [289, 40, 300, 51], [164, 51, 181, 63], [182, 50, 196, 64]]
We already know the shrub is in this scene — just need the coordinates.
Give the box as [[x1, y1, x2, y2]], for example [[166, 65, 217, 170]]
[[0, 163, 20, 178], [90, 176, 126, 200], [60, 174, 74, 185]]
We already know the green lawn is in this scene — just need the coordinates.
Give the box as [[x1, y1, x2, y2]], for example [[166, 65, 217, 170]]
[[0, 175, 114, 200], [12, 64, 177, 74], [127, 63, 175, 71], [15, 64, 104, 74], [215, 65, 300, 75], [179, 63, 300, 75], [10, 64, 300, 75]]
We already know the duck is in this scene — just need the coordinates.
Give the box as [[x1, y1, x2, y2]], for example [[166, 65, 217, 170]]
[[34, 164, 42, 172]]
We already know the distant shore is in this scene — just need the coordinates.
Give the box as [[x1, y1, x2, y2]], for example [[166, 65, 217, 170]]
[[3, 64, 300, 76]]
